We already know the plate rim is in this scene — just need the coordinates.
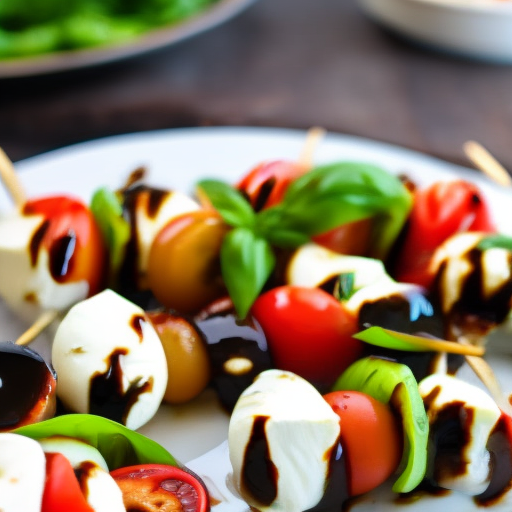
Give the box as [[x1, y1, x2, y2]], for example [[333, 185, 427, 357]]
[[0, 0, 257, 79]]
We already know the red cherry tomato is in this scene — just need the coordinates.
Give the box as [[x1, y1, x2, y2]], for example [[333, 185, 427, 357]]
[[23, 195, 106, 296], [323, 391, 402, 497], [312, 218, 373, 256], [393, 180, 496, 288], [42, 452, 93, 512], [251, 286, 362, 389], [237, 160, 306, 210], [111, 464, 210, 512]]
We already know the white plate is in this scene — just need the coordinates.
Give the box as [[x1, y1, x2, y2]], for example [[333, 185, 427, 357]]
[[2, 126, 512, 510], [357, 0, 512, 62], [0, 0, 256, 79]]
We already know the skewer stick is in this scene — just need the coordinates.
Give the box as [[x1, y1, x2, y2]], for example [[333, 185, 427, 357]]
[[464, 140, 512, 187], [298, 127, 326, 169], [16, 309, 59, 346], [0, 147, 26, 208]]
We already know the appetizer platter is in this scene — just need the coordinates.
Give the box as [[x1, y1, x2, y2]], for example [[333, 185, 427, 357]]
[[2, 126, 512, 512]]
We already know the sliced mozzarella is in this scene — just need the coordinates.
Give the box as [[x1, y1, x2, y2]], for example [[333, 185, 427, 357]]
[[39, 436, 109, 471], [229, 369, 340, 512], [52, 289, 168, 430], [0, 433, 46, 512], [0, 212, 88, 323], [419, 374, 501, 495], [285, 243, 393, 290]]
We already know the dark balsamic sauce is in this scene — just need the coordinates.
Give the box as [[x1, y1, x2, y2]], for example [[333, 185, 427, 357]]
[[49, 231, 77, 282], [28, 219, 49, 266], [89, 348, 153, 425], [0, 341, 56, 430], [242, 415, 278, 506], [130, 314, 145, 343], [75, 460, 96, 498]]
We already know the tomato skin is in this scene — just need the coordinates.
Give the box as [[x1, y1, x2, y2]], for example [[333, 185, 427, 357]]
[[237, 160, 305, 210], [393, 180, 496, 288], [147, 210, 229, 314], [111, 464, 209, 512], [323, 391, 402, 497], [251, 286, 362, 389], [42, 452, 94, 512], [312, 218, 373, 256], [23, 195, 106, 296]]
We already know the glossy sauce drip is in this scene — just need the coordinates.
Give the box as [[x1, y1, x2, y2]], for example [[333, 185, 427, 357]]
[[242, 415, 278, 506], [0, 342, 56, 430], [75, 461, 96, 499], [89, 348, 153, 425], [253, 177, 276, 212], [49, 230, 77, 282], [194, 306, 272, 411], [475, 414, 512, 506], [29, 219, 49, 266], [305, 441, 349, 512], [130, 314, 145, 343]]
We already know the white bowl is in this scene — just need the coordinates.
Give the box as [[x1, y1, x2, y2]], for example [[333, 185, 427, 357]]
[[357, 0, 512, 62]]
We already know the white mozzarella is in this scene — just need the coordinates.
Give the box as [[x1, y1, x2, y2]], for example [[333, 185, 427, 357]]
[[0, 433, 46, 512], [0, 212, 88, 323], [79, 462, 126, 512], [286, 243, 393, 291], [419, 374, 501, 496], [229, 369, 340, 512], [52, 289, 168, 430]]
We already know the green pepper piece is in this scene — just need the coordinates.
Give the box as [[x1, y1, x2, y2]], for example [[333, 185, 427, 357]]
[[14, 414, 177, 470], [332, 356, 428, 493], [90, 187, 130, 285]]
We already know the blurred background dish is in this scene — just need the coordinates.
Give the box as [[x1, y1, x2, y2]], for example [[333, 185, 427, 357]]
[[0, 0, 256, 78], [356, 0, 512, 62]]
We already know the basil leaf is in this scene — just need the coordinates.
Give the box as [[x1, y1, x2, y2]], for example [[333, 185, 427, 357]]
[[478, 234, 512, 251], [14, 414, 177, 470], [260, 162, 412, 259], [90, 187, 130, 282], [221, 228, 275, 318], [333, 356, 428, 493], [197, 179, 255, 228]]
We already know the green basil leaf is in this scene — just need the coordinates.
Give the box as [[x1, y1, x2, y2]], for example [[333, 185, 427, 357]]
[[478, 234, 512, 251], [14, 414, 177, 470], [197, 179, 255, 228], [260, 162, 412, 259], [264, 228, 310, 248], [90, 187, 130, 282], [335, 272, 355, 301], [221, 227, 275, 318], [333, 356, 428, 493]]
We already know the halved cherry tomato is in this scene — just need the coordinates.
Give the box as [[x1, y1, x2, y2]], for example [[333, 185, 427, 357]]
[[23, 195, 106, 296], [111, 464, 209, 512], [323, 390, 402, 497], [312, 218, 373, 256], [237, 160, 306, 211], [147, 311, 211, 404], [42, 452, 93, 512], [393, 180, 496, 288], [251, 286, 363, 390], [147, 210, 230, 314]]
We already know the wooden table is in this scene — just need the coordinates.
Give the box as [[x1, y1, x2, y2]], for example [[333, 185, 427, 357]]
[[2, 0, 512, 171]]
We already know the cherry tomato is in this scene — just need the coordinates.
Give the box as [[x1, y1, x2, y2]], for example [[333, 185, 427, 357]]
[[23, 195, 106, 296], [147, 311, 211, 404], [147, 210, 230, 314], [42, 452, 93, 512], [237, 160, 305, 210], [323, 391, 402, 497], [393, 180, 496, 288], [111, 464, 209, 512], [312, 218, 373, 256], [251, 286, 363, 389]]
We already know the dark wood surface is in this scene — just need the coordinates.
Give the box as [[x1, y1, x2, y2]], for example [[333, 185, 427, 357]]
[[2, 0, 512, 171]]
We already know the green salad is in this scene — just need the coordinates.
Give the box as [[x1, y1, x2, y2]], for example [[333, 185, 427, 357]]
[[0, 0, 219, 59]]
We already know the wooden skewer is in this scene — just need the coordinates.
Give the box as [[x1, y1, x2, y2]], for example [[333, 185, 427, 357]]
[[16, 309, 59, 346], [0, 147, 26, 208], [464, 140, 512, 187], [298, 126, 326, 169]]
